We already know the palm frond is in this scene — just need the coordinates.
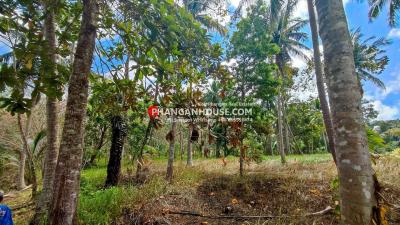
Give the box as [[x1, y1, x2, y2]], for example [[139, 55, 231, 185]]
[[0, 52, 13, 64], [32, 129, 46, 155], [351, 27, 390, 90], [195, 15, 227, 35], [358, 70, 386, 89], [368, 0, 400, 27]]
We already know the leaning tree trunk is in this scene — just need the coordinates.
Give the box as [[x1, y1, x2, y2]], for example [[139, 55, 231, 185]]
[[31, 1, 60, 224], [49, 0, 98, 224], [307, 0, 337, 165], [186, 124, 193, 166], [166, 115, 176, 182], [315, 0, 377, 224], [105, 116, 127, 187]]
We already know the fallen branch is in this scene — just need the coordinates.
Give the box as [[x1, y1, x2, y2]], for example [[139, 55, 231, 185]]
[[11, 202, 35, 211], [167, 206, 333, 220], [377, 192, 400, 210], [3, 185, 32, 198]]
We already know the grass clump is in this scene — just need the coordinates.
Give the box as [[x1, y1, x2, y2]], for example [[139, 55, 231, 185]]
[[78, 164, 170, 224], [78, 186, 137, 224]]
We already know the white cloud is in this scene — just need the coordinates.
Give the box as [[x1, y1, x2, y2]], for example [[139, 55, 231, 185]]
[[365, 72, 400, 101], [221, 58, 237, 67], [294, 0, 351, 19], [290, 49, 313, 70], [388, 28, 400, 39], [230, 0, 241, 8], [293, 0, 309, 19], [371, 100, 399, 120]]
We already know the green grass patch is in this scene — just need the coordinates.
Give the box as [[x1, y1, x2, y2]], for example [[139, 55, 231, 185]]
[[78, 164, 171, 224], [261, 153, 332, 163]]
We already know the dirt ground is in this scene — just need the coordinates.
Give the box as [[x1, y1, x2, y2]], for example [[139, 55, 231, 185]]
[[118, 157, 400, 225], [4, 155, 400, 225]]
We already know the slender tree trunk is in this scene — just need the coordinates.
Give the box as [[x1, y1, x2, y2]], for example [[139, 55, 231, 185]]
[[239, 142, 244, 176], [17, 148, 27, 190], [180, 127, 184, 160], [166, 115, 176, 182], [307, 0, 337, 164], [17, 113, 38, 197], [89, 125, 107, 165], [315, 0, 377, 224], [186, 124, 193, 166], [31, 1, 60, 224], [105, 116, 127, 187], [276, 93, 286, 164], [282, 101, 290, 154], [136, 81, 159, 177], [275, 58, 287, 164], [49, 1, 98, 224], [239, 80, 245, 176], [283, 112, 290, 154]]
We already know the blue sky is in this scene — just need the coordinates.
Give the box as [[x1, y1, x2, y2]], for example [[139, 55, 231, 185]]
[[221, 0, 400, 120], [1, 0, 399, 120], [292, 0, 400, 120], [344, 1, 400, 120]]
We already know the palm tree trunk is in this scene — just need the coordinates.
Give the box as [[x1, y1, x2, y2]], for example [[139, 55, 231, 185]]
[[49, 0, 98, 224], [276, 92, 286, 164], [105, 115, 127, 187], [275, 57, 287, 164], [180, 127, 184, 160], [307, 0, 337, 164], [315, 0, 377, 224], [186, 124, 193, 166], [283, 109, 290, 154], [166, 115, 176, 182]]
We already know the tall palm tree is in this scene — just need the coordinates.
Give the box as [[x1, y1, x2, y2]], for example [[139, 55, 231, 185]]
[[369, 0, 400, 27], [351, 28, 390, 94], [182, 0, 227, 35], [315, 0, 377, 224], [271, 0, 309, 161], [181, 0, 226, 166], [306, 0, 336, 164], [236, 0, 309, 163]]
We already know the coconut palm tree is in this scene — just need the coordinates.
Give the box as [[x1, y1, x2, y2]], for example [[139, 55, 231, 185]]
[[306, 0, 336, 164], [182, 0, 227, 35], [236, 0, 309, 163], [271, 0, 309, 161], [351, 28, 390, 93], [369, 0, 400, 27], [315, 0, 377, 224]]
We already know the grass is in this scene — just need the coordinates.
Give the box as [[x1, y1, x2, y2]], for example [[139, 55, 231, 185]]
[[5, 153, 400, 224], [260, 153, 332, 163]]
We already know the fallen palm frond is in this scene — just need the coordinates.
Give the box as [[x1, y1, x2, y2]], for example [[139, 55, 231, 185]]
[[167, 206, 333, 220]]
